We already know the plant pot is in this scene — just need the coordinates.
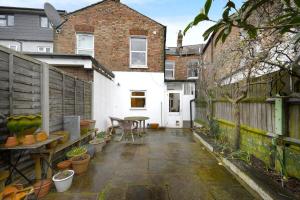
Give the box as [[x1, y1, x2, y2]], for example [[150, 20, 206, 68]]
[[70, 154, 90, 174], [89, 139, 105, 152], [4, 136, 18, 148], [33, 179, 52, 198], [57, 160, 72, 170], [80, 120, 90, 135], [35, 131, 48, 142], [52, 170, 74, 192], [149, 123, 159, 129], [66, 147, 87, 159], [51, 131, 70, 144], [22, 135, 36, 145], [105, 135, 111, 143]]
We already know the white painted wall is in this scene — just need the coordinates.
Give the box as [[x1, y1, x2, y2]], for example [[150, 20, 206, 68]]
[[112, 71, 166, 127], [0, 40, 53, 52]]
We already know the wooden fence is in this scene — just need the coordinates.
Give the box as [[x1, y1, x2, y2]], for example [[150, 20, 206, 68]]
[[0, 46, 92, 182]]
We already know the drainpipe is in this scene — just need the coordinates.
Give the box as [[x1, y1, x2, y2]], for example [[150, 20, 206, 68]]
[[190, 99, 195, 128]]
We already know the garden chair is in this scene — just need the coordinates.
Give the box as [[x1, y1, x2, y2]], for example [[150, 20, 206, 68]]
[[108, 117, 122, 135], [118, 120, 138, 142]]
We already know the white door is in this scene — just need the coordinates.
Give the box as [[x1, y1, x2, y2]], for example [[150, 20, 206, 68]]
[[166, 91, 183, 128]]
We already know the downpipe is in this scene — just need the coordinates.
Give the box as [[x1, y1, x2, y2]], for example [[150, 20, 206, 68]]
[[190, 99, 195, 128]]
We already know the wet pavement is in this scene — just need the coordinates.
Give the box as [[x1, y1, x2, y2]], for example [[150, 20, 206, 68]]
[[44, 129, 256, 200]]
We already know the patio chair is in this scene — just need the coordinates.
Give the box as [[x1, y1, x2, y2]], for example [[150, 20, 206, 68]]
[[118, 120, 138, 142], [108, 117, 123, 135]]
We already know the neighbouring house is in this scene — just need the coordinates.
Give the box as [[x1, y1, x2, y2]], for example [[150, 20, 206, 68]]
[[165, 31, 203, 127], [0, 6, 66, 52], [52, 0, 196, 129]]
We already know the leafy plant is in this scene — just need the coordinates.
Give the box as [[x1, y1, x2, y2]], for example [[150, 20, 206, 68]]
[[96, 131, 106, 139], [66, 146, 87, 158]]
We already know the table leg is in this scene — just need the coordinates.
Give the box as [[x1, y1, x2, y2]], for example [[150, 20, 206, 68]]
[[31, 155, 42, 180], [46, 150, 54, 179], [143, 120, 146, 133]]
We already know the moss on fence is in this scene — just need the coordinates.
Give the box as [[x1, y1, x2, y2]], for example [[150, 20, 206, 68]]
[[214, 118, 300, 179]]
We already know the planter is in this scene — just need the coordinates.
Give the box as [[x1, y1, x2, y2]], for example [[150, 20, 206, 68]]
[[35, 131, 48, 142], [80, 120, 89, 135], [89, 138, 105, 152], [33, 179, 52, 198], [105, 135, 111, 143], [149, 123, 159, 129], [57, 160, 72, 170], [71, 154, 90, 174], [4, 136, 18, 148], [66, 146, 87, 159], [52, 170, 74, 192], [22, 135, 36, 145]]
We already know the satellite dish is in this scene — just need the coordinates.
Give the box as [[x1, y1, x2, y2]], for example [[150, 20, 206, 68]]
[[44, 2, 64, 30]]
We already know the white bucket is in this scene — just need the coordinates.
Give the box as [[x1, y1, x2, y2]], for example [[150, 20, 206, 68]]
[[52, 170, 74, 192]]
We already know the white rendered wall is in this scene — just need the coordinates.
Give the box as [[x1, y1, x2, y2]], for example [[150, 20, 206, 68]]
[[33, 57, 92, 69], [0, 40, 53, 52], [112, 71, 166, 127]]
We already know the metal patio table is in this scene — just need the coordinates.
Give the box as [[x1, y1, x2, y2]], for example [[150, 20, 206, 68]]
[[124, 116, 149, 135]]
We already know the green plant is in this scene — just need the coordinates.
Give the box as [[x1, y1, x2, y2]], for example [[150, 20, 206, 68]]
[[66, 146, 87, 158], [228, 150, 251, 164], [209, 119, 220, 139], [96, 131, 106, 139], [7, 115, 42, 135]]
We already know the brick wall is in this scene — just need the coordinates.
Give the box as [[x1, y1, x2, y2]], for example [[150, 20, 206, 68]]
[[166, 54, 199, 80], [54, 0, 165, 72]]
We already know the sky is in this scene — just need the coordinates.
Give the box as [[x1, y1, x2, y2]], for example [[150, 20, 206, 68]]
[[0, 0, 244, 47]]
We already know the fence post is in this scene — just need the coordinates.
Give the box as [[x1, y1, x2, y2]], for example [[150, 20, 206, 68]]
[[41, 63, 50, 134], [8, 54, 13, 115]]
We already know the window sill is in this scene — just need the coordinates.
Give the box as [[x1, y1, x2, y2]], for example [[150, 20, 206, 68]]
[[129, 66, 148, 69], [187, 77, 198, 80], [130, 108, 147, 110]]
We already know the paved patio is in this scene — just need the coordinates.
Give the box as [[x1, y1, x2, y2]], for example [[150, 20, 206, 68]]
[[44, 129, 256, 200]]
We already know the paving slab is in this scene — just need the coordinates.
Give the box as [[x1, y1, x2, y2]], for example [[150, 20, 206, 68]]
[[42, 129, 256, 200]]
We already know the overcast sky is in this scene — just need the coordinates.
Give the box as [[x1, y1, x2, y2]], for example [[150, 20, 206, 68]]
[[0, 0, 243, 47]]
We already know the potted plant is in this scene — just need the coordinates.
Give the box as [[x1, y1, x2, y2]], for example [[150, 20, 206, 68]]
[[52, 170, 74, 192], [57, 160, 72, 170], [66, 146, 87, 159], [70, 154, 90, 174], [33, 179, 52, 198], [89, 133, 106, 153]]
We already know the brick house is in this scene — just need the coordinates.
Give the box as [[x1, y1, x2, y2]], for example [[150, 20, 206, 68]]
[[47, 0, 196, 128]]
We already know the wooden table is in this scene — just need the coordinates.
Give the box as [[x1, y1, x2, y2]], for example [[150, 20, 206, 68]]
[[124, 116, 149, 134], [0, 135, 62, 185]]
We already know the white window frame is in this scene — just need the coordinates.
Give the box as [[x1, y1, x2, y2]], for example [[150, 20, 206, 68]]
[[187, 60, 199, 79], [129, 36, 148, 68], [37, 46, 52, 53], [165, 60, 175, 80], [0, 15, 14, 27], [130, 90, 147, 109], [76, 33, 94, 57], [40, 16, 52, 28], [9, 45, 18, 51]]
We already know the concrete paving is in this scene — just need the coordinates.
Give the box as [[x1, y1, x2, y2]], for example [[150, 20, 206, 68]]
[[44, 129, 256, 200]]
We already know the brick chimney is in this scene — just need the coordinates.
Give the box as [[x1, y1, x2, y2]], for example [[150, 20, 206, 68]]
[[176, 30, 183, 54]]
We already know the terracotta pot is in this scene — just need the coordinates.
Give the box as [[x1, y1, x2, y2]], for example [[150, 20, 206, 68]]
[[33, 179, 52, 198], [57, 160, 72, 170], [80, 121, 90, 136], [150, 123, 159, 129], [35, 131, 48, 142], [70, 154, 90, 174], [5, 136, 18, 148], [22, 135, 36, 145]]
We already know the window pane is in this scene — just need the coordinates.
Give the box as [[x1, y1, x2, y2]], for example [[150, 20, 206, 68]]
[[131, 98, 146, 108], [131, 91, 145, 96], [165, 61, 174, 69], [131, 38, 146, 51], [9, 45, 17, 51], [45, 47, 51, 53], [188, 67, 198, 78], [0, 19, 6, 26], [184, 83, 194, 95], [7, 15, 14, 26], [78, 35, 93, 49], [165, 70, 174, 79], [131, 52, 146, 66], [169, 93, 180, 112], [0, 15, 5, 19], [41, 17, 48, 27]]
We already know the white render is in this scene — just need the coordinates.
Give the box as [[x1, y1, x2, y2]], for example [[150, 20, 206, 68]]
[[0, 40, 53, 52], [33, 57, 93, 69]]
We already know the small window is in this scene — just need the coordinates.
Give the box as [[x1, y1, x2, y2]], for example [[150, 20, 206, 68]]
[[131, 91, 146, 109], [184, 83, 195, 95], [9, 45, 18, 51], [0, 15, 14, 27], [76, 34, 94, 57], [187, 59, 199, 79], [130, 37, 147, 68], [37, 46, 52, 53], [165, 61, 175, 79], [40, 16, 51, 28]]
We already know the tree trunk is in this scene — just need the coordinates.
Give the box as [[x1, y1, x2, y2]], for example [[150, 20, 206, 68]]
[[233, 102, 241, 150]]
